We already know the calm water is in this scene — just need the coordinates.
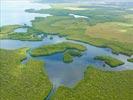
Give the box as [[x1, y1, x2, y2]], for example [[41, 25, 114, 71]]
[[0, 0, 51, 26], [0, 0, 133, 93], [0, 35, 65, 49], [0, 35, 133, 88], [14, 28, 28, 33], [69, 14, 88, 18]]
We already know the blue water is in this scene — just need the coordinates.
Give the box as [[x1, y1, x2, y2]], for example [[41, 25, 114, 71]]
[[0, 35, 133, 88], [0, 35, 66, 49]]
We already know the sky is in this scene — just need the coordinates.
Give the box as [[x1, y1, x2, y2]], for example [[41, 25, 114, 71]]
[[35, 0, 133, 2], [1, 0, 133, 3]]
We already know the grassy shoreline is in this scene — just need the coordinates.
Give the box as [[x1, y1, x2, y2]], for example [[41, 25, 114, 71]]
[[30, 14, 133, 56], [0, 48, 52, 100], [30, 42, 86, 57], [1, 3, 133, 100], [63, 52, 73, 63], [0, 25, 44, 41], [67, 35, 133, 56], [127, 58, 133, 62], [1, 14, 132, 56], [52, 66, 133, 100], [0, 36, 43, 41], [94, 56, 124, 67], [63, 49, 82, 63], [0, 25, 21, 34]]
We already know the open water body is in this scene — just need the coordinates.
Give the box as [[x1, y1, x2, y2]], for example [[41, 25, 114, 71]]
[[0, 0, 51, 26], [0, 35, 133, 88]]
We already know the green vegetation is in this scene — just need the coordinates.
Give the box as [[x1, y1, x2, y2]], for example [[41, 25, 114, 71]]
[[66, 49, 82, 57], [0, 25, 43, 41], [1, 4, 133, 100], [63, 52, 73, 63], [85, 22, 133, 43], [1, 5, 133, 55], [25, 4, 133, 56], [63, 49, 82, 63], [31, 16, 89, 35], [94, 56, 124, 67], [68, 34, 133, 56], [0, 25, 21, 34], [1, 5, 132, 55], [26, 5, 127, 25], [127, 58, 133, 62], [52, 66, 133, 100], [31, 42, 86, 57], [30, 14, 133, 56], [2, 32, 43, 41], [0, 48, 52, 100], [50, 4, 89, 10]]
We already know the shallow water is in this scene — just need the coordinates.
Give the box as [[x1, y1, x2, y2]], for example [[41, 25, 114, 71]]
[[0, 35, 133, 88], [14, 28, 28, 33], [69, 14, 88, 18], [0, 35, 65, 49]]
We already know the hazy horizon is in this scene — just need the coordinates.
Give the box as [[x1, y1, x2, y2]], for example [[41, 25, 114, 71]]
[[2, 0, 133, 3], [35, 0, 133, 3]]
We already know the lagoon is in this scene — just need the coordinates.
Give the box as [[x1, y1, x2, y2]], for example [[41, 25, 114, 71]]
[[0, 35, 133, 88]]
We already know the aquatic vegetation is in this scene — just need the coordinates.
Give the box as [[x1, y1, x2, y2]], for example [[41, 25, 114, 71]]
[[86, 22, 133, 43], [51, 4, 89, 10], [1, 2, 133, 100], [26, 5, 126, 25], [31, 16, 89, 35], [63, 52, 73, 63], [0, 25, 21, 34], [19, 6, 133, 55], [94, 56, 124, 67], [66, 49, 82, 57], [31, 42, 86, 57], [52, 66, 133, 100], [67, 34, 133, 56], [0, 49, 52, 100], [127, 58, 133, 62], [3, 32, 43, 41], [0, 25, 43, 41], [63, 49, 82, 63], [30, 14, 133, 56]]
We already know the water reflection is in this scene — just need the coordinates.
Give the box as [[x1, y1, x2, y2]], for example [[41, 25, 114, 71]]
[[0, 35, 132, 87]]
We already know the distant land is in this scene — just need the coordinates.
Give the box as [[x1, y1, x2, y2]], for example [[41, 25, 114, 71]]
[[34, 0, 133, 3]]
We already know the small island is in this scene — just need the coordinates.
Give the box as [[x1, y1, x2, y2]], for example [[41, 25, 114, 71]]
[[94, 56, 124, 67], [63, 52, 73, 63], [30, 42, 86, 57], [63, 49, 82, 63], [127, 58, 133, 63]]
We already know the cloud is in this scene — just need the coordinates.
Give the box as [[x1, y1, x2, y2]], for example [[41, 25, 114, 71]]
[[2, 0, 132, 3]]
